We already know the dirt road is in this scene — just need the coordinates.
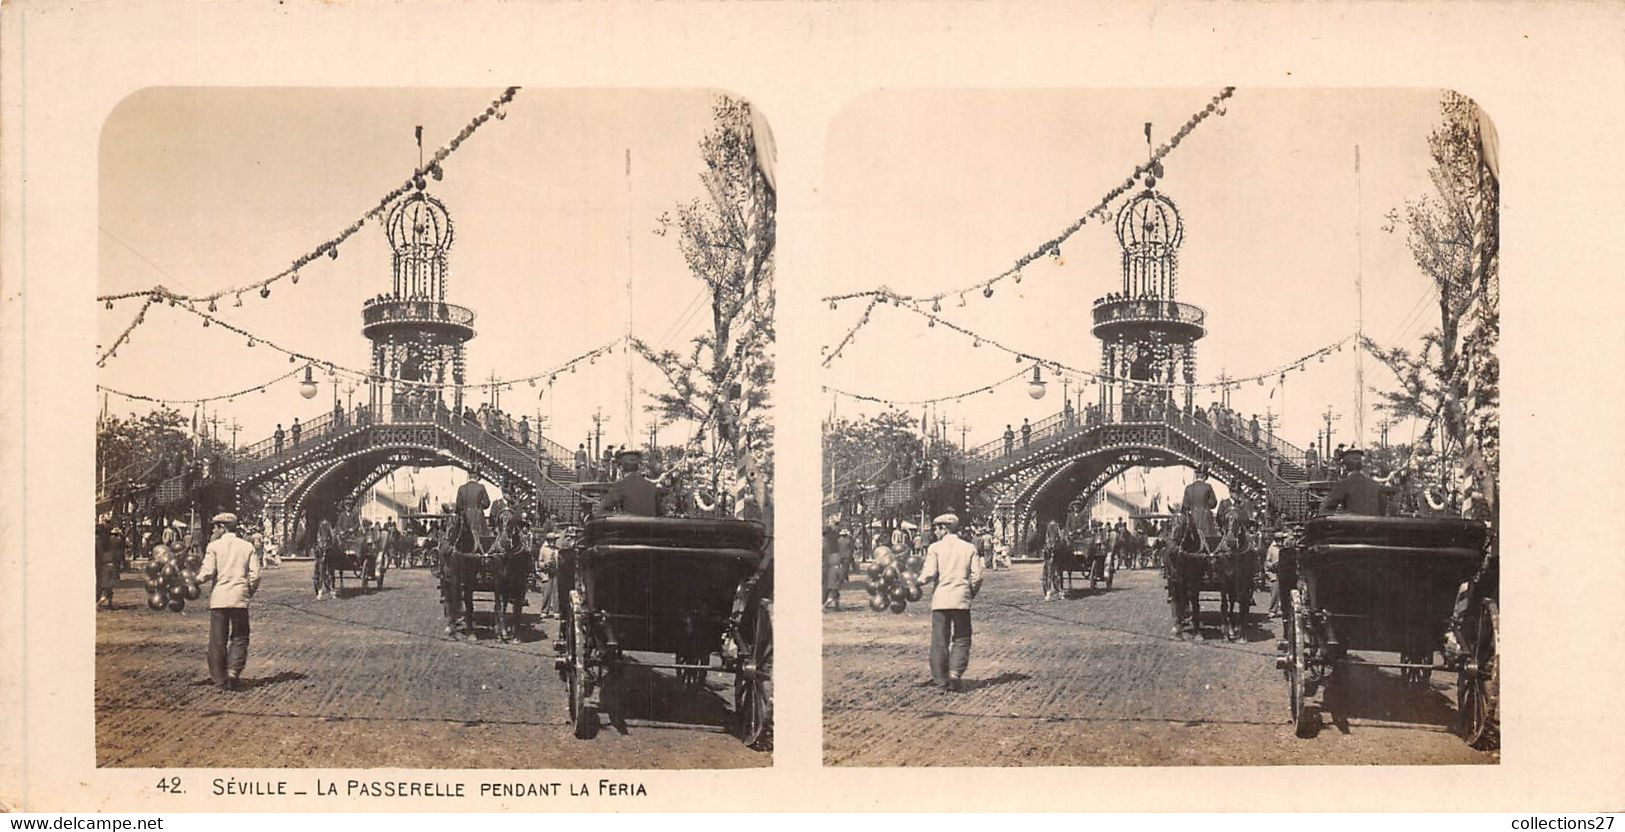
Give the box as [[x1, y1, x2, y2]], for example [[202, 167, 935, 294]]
[[823, 563, 1496, 767], [96, 563, 766, 769]]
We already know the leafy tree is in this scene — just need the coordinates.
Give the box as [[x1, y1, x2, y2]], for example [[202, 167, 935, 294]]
[[1367, 91, 1499, 522], [637, 96, 775, 525]]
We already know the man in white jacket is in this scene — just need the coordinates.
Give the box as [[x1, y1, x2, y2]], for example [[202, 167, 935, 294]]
[[197, 512, 261, 691], [919, 513, 983, 692]]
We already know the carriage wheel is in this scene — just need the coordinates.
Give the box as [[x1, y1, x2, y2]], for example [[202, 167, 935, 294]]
[[1287, 588, 1319, 739], [567, 607, 598, 740], [735, 599, 773, 750], [1458, 599, 1499, 749]]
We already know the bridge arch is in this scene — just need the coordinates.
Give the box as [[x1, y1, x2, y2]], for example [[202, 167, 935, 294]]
[[959, 413, 1309, 554]]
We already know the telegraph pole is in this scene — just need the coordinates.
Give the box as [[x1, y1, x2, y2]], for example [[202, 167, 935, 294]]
[[486, 371, 501, 410], [1320, 406, 1341, 456], [1261, 409, 1278, 450], [590, 408, 612, 458], [1216, 369, 1233, 409]]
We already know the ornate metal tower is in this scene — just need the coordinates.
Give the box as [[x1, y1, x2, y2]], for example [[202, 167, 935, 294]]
[[1092, 185, 1206, 413], [363, 188, 477, 421]]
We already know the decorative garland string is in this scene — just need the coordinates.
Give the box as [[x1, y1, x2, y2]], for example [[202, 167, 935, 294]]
[[822, 365, 1032, 406], [96, 86, 520, 308], [820, 86, 1235, 313], [96, 298, 155, 367], [98, 365, 305, 405]]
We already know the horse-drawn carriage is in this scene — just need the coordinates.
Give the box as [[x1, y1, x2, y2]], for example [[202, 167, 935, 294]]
[[552, 515, 772, 748], [435, 507, 534, 642], [1042, 521, 1116, 596], [1275, 514, 1498, 746], [313, 520, 388, 597], [1160, 504, 1260, 641]]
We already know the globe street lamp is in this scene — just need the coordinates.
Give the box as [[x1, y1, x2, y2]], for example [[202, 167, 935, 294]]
[[1027, 365, 1048, 400], [298, 365, 319, 400]]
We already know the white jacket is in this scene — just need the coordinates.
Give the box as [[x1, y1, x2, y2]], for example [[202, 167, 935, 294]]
[[921, 533, 983, 611], [198, 531, 261, 609]]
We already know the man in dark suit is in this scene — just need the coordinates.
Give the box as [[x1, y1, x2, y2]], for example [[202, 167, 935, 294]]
[[1181, 463, 1220, 548], [599, 449, 659, 516], [1320, 448, 1383, 516], [455, 469, 492, 551]]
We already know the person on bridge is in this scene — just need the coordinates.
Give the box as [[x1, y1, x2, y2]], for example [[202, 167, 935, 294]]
[[1003, 425, 1015, 457], [574, 444, 588, 479], [290, 418, 301, 448], [599, 449, 659, 517], [1181, 463, 1220, 550], [1320, 448, 1383, 516], [273, 424, 285, 456], [518, 415, 530, 448], [1020, 418, 1032, 449], [455, 469, 492, 552], [196, 512, 260, 691], [919, 513, 983, 693]]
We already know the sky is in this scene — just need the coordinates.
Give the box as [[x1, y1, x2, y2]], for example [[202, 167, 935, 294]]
[[98, 87, 731, 469], [820, 88, 1459, 478]]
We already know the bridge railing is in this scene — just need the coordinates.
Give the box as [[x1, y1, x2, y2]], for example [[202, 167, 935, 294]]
[[959, 399, 1316, 485]]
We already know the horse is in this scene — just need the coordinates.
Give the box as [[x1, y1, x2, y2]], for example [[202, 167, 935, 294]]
[[436, 514, 475, 639], [1163, 513, 1215, 637], [312, 519, 339, 600], [1041, 519, 1066, 600], [489, 507, 532, 643], [1213, 502, 1255, 642]]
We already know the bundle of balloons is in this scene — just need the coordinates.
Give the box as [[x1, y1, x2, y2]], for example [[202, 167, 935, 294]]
[[864, 545, 924, 613], [141, 544, 203, 612]]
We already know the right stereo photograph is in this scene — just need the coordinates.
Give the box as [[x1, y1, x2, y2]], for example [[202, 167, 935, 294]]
[[819, 88, 1499, 767]]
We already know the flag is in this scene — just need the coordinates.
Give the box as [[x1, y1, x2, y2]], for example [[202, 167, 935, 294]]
[[1144, 122, 1153, 142], [415, 125, 423, 147]]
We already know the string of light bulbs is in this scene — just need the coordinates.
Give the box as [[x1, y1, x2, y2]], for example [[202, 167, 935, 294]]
[[865, 299, 1358, 393], [96, 297, 156, 367], [822, 365, 1033, 406], [98, 365, 307, 405], [131, 299, 628, 395], [820, 86, 1236, 315], [96, 86, 521, 308]]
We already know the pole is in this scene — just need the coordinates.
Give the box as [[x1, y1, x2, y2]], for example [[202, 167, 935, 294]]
[[624, 148, 636, 448], [1354, 143, 1366, 449]]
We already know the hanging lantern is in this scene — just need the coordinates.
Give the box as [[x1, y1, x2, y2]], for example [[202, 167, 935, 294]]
[[260, 286, 271, 299], [983, 285, 994, 298], [291, 271, 300, 285], [829, 300, 838, 310], [1050, 245, 1064, 266], [299, 365, 318, 399], [328, 246, 339, 260], [1027, 365, 1048, 400], [247, 338, 255, 348], [932, 299, 942, 312], [202, 318, 210, 328], [958, 294, 967, 308], [208, 299, 218, 312], [105, 300, 114, 310], [234, 294, 243, 307]]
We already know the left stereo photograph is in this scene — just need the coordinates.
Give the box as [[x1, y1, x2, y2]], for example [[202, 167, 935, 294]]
[[94, 87, 775, 769]]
